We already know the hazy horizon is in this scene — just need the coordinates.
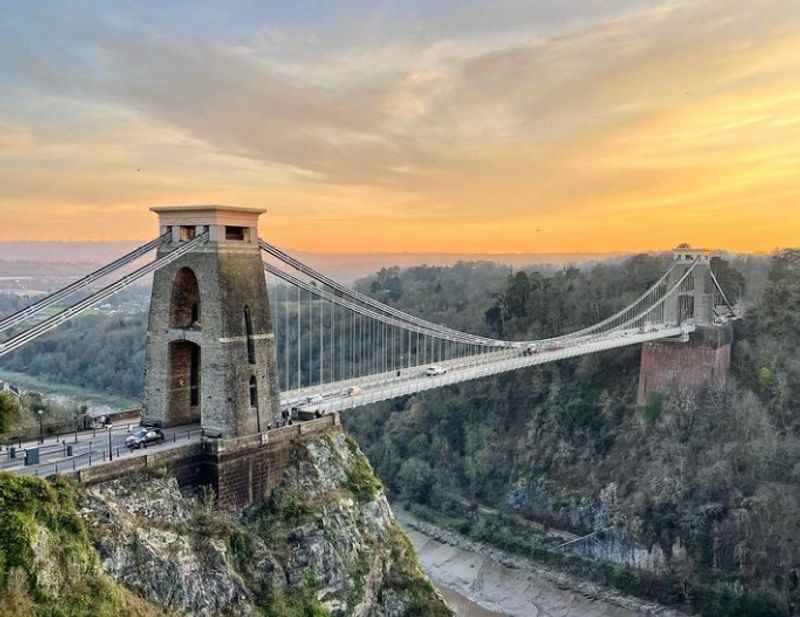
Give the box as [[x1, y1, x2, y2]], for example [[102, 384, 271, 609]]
[[3, 2, 800, 253]]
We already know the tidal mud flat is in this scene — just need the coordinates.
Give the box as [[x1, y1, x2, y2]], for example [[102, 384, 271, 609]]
[[436, 586, 509, 617], [397, 509, 692, 617]]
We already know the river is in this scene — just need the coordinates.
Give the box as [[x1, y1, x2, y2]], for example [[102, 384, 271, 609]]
[[397, 509, 690, 617]]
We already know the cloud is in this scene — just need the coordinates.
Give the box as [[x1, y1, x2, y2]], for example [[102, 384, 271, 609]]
[[0, 122, 35, 152], [1, 1, 799, 251]]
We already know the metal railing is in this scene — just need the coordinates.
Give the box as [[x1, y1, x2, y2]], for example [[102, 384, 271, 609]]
[[11, 426, 205, 477], [300, 325, 689, 415]]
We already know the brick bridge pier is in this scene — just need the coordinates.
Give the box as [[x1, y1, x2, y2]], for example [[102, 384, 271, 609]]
[[638, 248, 734, 404]]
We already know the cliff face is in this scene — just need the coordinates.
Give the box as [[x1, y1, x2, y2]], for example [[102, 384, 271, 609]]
[[0, 427, 452, 617], [0, 473, 167, 617]]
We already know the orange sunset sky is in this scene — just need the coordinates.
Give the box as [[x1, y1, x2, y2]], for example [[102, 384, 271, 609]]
[[1, 1, 799, 254]]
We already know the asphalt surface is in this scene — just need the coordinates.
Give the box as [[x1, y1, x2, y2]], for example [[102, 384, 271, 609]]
[[1, 422, 201, 476], [281, 325, 689, 415]]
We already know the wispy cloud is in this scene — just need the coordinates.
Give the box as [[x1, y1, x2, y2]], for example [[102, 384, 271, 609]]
[[1, 1, 799, 251]]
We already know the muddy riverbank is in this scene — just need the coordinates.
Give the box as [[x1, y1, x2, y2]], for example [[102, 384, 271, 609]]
[[397, 509, 692, 617]]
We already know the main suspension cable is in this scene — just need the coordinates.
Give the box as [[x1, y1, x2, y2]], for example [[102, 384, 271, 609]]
[[0, 233, 170, 333]]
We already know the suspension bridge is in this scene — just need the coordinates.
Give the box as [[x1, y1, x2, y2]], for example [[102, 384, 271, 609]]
[[0, 206, 737, 480]]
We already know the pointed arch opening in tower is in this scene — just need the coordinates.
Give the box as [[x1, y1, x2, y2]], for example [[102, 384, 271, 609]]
[[167, 340, 201, 425], [170, 267, 201, 329]]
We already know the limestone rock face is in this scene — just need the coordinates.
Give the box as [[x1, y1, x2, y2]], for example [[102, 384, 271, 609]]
[[83, 475, 256, 616], [80, 428, 452, 617]]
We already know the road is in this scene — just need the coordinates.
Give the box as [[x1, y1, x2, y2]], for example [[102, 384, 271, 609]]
[[280, 324, 690, 414], [1, 422, 201, 477]]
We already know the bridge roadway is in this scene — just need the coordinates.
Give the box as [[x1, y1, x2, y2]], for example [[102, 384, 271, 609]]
[[1, 422, 202, 477], [282, 324, 692, 415], [3, 324, 689, 477]]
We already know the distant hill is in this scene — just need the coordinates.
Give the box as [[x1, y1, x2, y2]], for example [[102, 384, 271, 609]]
[[287, 250, 631, 283], [0, 242, 142, 264], [0, 242, 628, 284]]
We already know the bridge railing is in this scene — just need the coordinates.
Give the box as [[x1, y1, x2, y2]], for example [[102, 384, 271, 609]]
[[307, 324, 690, 414], [12, 426, 205, 478], [280, 347, 517, 404]]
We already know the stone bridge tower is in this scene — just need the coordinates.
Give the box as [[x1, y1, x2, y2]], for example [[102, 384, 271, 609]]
[[143, 206, 280, 437], [638, 247, 733, 404], [662, 248, 716, 327]]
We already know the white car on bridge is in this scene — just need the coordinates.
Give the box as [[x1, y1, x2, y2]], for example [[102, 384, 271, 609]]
[[425, 365, 448, 376]]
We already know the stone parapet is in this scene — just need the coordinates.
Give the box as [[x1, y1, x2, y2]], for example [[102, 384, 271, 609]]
[[68, 414, 341, 509]]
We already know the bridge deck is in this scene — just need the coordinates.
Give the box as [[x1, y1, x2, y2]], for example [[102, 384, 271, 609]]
[[281, 325, 689, 414]]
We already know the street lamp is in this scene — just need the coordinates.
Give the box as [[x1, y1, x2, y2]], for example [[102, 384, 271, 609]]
[[37, 409, 43, 444]]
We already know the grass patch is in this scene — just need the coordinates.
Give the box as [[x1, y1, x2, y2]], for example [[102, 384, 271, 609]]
[[0, 370, 138, 410], [0, 472, 166, 617], [260, 570, 330, 617], [344, 436, 382, 504], [380, 523, 452, 617]]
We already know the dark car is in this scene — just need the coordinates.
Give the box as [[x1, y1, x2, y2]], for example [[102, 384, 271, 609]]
[[125, 427, 165, 449]]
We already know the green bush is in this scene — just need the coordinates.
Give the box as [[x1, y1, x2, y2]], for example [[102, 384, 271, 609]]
[[641, 392, 664, 425], [0, 392, 19, 435], [344, 436, 382, 503], [0, 473, 165, 617]]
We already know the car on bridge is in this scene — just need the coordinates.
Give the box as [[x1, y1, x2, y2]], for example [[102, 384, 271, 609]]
[[125, 427, 165, 449], [425, 365, 448, 376]]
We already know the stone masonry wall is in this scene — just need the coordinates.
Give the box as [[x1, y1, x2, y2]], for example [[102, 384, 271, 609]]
[[638, 324, 733, 404], [144, 241, 280, 436], [70, 414, 341, 510], [206, 414, 341, 510]]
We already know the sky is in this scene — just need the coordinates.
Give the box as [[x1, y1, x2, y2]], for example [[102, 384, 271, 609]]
[[1, 1, 799, 254]]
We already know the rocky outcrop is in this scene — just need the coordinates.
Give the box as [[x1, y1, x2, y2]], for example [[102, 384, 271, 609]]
[[79, 428, 452, 617], [506, 479, 683, 573]]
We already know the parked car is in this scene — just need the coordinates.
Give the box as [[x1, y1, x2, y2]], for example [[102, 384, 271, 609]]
[[425, 365, 448, 376], [125, 427, 165, 449]]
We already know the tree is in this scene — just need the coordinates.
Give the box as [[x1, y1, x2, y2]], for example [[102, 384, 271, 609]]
[[641, 392, 664, 426], [397, 458, 434, 503], [506, 271, 531, 318], [0, 391, 19, 434], [711, 256, 746, 303]]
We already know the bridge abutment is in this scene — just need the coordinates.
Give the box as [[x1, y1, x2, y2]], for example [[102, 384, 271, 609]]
[[73, 413, 342, 510], [638, 323, 733, 404]]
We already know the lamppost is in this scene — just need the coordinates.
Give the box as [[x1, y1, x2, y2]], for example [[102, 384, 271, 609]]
[[37, 409, 43, 444]]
